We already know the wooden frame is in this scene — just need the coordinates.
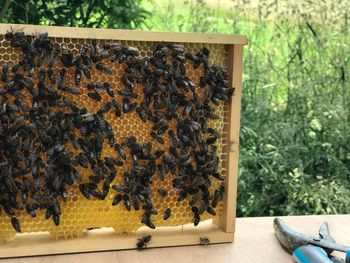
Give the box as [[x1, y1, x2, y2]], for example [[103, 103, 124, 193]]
[[0, 24, 246, 258]]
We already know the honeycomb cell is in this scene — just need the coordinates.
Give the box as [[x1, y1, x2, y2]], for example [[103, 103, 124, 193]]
[[0, 33, 228, 241]]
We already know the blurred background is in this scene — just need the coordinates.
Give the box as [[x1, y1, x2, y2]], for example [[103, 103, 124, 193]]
[[0, 0, 349, 217]]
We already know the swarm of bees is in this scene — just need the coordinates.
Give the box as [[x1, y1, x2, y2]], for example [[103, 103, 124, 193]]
[[0, 28, 231, 234]]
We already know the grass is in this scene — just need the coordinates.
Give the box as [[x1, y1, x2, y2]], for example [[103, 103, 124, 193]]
[[139, 0, 350, 216]]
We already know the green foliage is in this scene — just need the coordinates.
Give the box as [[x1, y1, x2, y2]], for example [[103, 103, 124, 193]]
[[234, 1, 350, 217], [0, 0, 149, 29]]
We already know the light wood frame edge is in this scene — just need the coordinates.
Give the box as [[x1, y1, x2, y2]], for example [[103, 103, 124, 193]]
[[0, 23, 248, 45], [213, 44, 244, 235], [0, 221, 233, 258]]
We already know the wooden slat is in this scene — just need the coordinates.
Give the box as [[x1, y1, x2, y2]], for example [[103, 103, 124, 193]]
[[0, 24, 248, 45], [2, 215, 350, 263], [0, 220, 233, 258], [214, 45, 244, 233]]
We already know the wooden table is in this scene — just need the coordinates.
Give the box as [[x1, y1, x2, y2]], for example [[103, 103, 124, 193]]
[[2, 215, 349, 263]]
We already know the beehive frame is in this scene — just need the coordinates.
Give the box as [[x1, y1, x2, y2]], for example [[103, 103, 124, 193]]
[[0, 23, 246, 258]]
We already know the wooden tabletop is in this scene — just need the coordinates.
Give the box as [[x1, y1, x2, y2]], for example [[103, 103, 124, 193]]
[[2, 215, 349, 263]]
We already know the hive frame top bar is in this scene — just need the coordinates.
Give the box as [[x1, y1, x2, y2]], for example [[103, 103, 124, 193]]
[[0, 23, 248, 45]]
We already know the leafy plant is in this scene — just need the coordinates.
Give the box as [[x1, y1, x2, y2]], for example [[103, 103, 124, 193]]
[[0, 0, 149, 29]]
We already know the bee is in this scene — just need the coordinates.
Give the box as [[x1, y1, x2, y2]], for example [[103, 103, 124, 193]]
[[163, 155, 176, 174], [45, 207, 53, 220], [206, 129, 220, 144], [136, 107, 147, 122], [137, 234, 151, 250], [79, 183, 95, 199], [105, 126, 115, 147], [177, 190, 187, 201], [103, 82, 114, 97], [169, 146, 181, 160], [47, 68, 56, 84], [143, 204, 158, 215], [123, 194, 131, 211], [110, 54, 120, 63], [121, 136, 137, 148], [152, 119, 168, 135], [111, 99, 122, 117], [153, 150, 164, 159], [118, 89, 137, 99], [102, 174, 116, 197], [172, 44, 185, 53], [38, 69, 46, 84], [97, 102, 112, 115], [201, 47, 210, 57], [87, 91, 102, 102], [80, 43, 91, 65], [4, 205, 15, 217], [0, 86, 8, 95], [48, 51, 57, 68], [150, 131, 165, 144], [200, 237, 210, 246], [75, 153, 89, 168], [112, 194, 123, 206], [121, 76, 134, 90], [104, 42, 122, 50], [90, 190, 105, 200], [10, 63, 21, 73], [82, 66, 91, 79], [58, 68, 66, 89], [99, 49, 110, 59], [61, 86, 80, 95], [104, 156, 119, 167], [122, 98, 136, 113], [1, 63, 9, 82], [89, 174, 102, 184], [6, 28, 26, 47], [168, 130, 179, 147], [11, 217, 21, 233], [206, 206, 216, 216], [60, 43, 74, 67], [163, 208, 171, 220], [141, 212, 156, 229], [78, 113, 95, 123], [212, 172, 224, 181], [157, 164, 165, 181], [192, 207, 200, 226], [4, 27, 20, 41], [212, 185, 225, 207], [2, 165, 18, 194], [87, 82, 103, 90], [126, 46, 139, 56], [52, 201, 61, 216], [96, 62, 112, 75], [53, 213, 60, 226], [157, 188, 168, 198], [75, 68, 82, 85], [131, 194, 139, 210]]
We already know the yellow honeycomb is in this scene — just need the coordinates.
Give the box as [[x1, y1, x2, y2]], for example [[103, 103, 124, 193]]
[[0, 34, 229, 242]]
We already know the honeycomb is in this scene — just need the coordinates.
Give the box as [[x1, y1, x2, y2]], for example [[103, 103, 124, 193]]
[[0, 32, 229, 242]]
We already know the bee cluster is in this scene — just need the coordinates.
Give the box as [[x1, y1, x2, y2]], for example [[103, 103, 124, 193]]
[[0, 29, 232, 235]]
